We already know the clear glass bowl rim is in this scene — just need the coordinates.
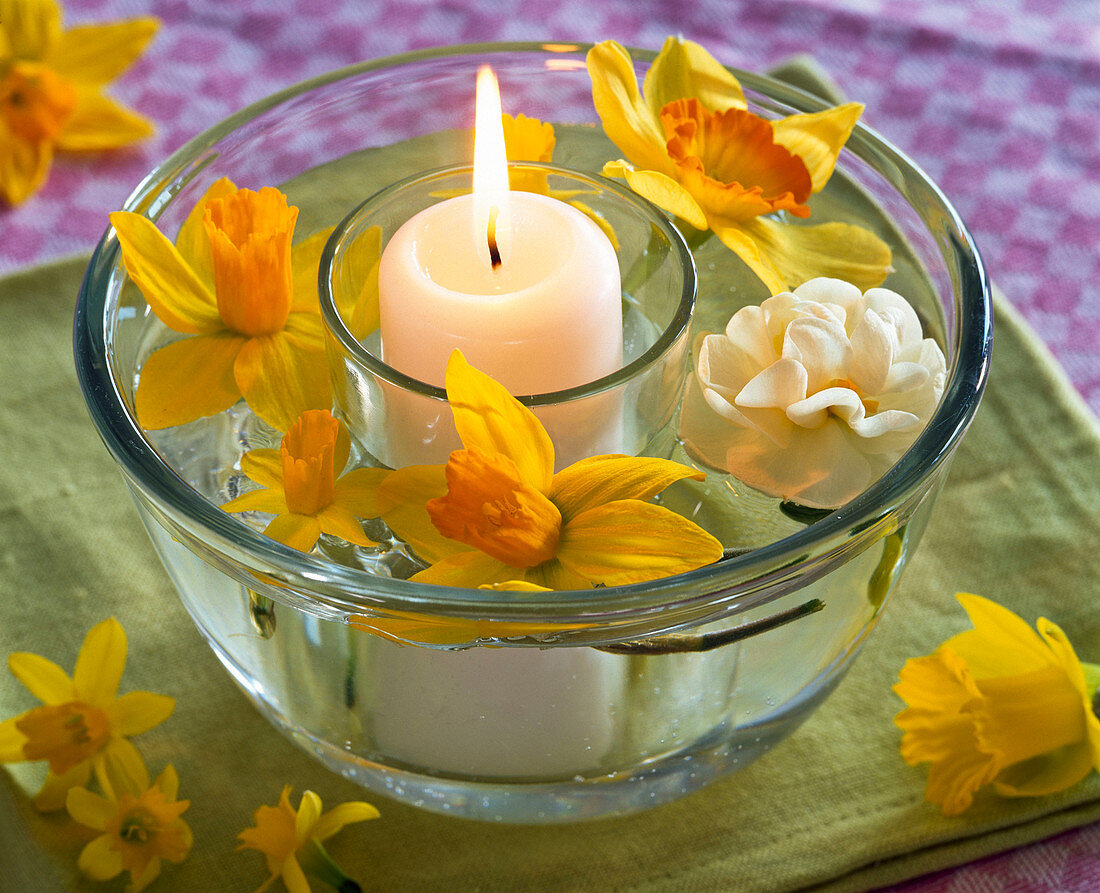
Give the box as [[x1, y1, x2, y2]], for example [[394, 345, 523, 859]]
[[74, 41, 993, 626]]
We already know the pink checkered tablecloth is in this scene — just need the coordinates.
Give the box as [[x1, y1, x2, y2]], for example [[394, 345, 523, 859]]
[[2, 1, 1098, 890]]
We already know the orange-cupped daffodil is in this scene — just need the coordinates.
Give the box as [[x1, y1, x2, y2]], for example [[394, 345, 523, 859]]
[[0, 0, 157, 204], [67, 763, 192, 893], [587, 36, 891, 293], [238, 785, 378, 893], [110, 178, 336, 432], [894, 593, 1100, 816], [0, 617, 175, 811], [221, 409, 387, 553], [374, 351, 723, 590]]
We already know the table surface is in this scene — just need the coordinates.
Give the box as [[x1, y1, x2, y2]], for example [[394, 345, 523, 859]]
[[1, 1, 1097, 890]]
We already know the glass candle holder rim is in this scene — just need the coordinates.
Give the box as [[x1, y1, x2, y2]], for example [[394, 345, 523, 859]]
[[73, 41, 992, 626], [319, 160, 696, 405]]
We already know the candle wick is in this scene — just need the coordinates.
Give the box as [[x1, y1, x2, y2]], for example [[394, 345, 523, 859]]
[[487, 205, 502, 269]]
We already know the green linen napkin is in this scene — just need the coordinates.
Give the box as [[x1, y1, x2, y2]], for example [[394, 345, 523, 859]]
[[1, 248, 1099, 893]]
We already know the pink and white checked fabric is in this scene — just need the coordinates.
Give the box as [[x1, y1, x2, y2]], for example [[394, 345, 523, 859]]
[[1, 2, 1098, 888]]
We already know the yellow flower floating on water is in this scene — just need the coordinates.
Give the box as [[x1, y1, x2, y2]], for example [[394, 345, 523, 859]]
[[111, 178, 335, 432], [587, 36, 891, 293], [894, 593, 1100, 816], [0, 617, 174, 811], [0, 0, 157, 204], [222, 409, 387, 552], [67, 762, 192, 893], [238, 785, 378, 893], [374, 350, 723, 589]]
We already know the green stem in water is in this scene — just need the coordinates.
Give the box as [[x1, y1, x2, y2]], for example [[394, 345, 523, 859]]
[[298, 837, 361, 893]]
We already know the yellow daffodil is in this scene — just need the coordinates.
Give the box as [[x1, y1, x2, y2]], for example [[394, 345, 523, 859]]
[[0, 0, 156, 204], [0, 617, 174, 811], [374, 351, 723, 589], [894, 593, 1100, 816], [67, 762, 192, 893], [238, 785, 379, 893], [221, 409, 388, 552], [110, 178, 336, 432], [587, 36, 891, 293]]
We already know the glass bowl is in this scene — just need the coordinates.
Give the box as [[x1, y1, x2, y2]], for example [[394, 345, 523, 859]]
[[74, 42, 991, 823]]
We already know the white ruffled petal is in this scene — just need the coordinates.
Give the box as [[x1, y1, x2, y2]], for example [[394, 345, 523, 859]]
[[736, 358, 807, 410], [783, 317, 852, 392], [848, 309, 895, 394]]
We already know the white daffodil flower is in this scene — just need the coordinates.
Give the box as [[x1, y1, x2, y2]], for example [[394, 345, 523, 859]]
[[681, 277, 947, 509]]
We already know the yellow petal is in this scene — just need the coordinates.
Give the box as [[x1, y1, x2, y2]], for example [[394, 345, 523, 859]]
[[523, 559, 593, 591], [97, 738, 148, 799], [709, 221, 787, 294], [586, 40, 675, 175], [48, 18, 158, 85], [7, 652, 72, 704], [34, 761, 91, 812], [136, 333, 245, 430], [0, 715, 28, 760], [295, 790, 322, 843], [56, 89, 153, 150], [410, 550, 518, 588], [445, 350, 554, 494], [946, 593, 1056, 678], [221, 487, 288, 516], [105, 690, 175, 737], [290, 225, 335, 313], [0, 132, 52, 205], [0, 0, 61, 59], [332, 466, 390, 518], [771, 102, 862, 193], [66, 786, 115, 830], [549, 455, 705, 523], [994, 742, 1094, 798], [174, 177, 238, 286], [240, 448, 285, 490], [376, 465, 468, 563], [233, 331, 332, 432], [281, 307, 328, 354], [335, 225, 383, 340], [604, 161, 708, 230], [77, 833, 125, 881], [110, 211, 222, 334], [556, 500, 722, 586], [643, 35, 746, 116], [313, 801, 380, 841], [736, 217, 892, 292], [315, 504, 374, 546], [73, 618, 126, 708], [263, 513, 322, 552], [282, 855, 312, 893]]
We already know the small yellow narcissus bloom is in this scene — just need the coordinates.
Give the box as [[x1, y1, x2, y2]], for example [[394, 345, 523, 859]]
[[0, 617, 174, 811], [894, 593, 1100, 815], [66, 763, 192, 892], [238, 785, 379, 893]]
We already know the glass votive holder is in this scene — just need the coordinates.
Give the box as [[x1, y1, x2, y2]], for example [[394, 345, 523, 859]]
[[320, 162, 696, 469]]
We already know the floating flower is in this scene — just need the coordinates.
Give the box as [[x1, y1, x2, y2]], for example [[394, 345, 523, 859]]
[[110, 179, 337, 431], [221, 409, 388, 552], [0, 617, 174, 811], [238, 785, 379, 893], [0, 0, 157, 204], [894, 594, 1100, 816], [67, 763, 192, 892], [680, 277, 946, 509], [587, 36, 891, 293], [374, 350, 723, 589]]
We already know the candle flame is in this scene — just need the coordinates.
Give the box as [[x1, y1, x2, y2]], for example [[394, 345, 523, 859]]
[[473, 65, 509, 269]]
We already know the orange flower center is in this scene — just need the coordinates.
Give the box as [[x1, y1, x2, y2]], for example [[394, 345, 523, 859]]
[[203, 187, 298, 337], [16, 701, 111, 774], [107, 788, 191, 869], [660, 98, 812, 222], [428, 448, 561, 568], [0, 61, 77, 142], [281, 410, 339, 515]]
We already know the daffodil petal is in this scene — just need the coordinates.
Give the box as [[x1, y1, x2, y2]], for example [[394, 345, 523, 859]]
[[947, 593, 1055, 678], [106, 691, 175, 737], [155, 764, 180, 800], [72, 617, 126, 708], [549, 455, 705, 523], [263, 513, 322, 553], [557, 500, 722, 586], [738, 217, 892, 292], [282, 855, 311, 893], [994, 743, 1095, 798], [315, 504, 373, 547], [175, 177, 237, 286], [710, 221, 788, 294], [409, 551, 518, 588], [110, 211, 222, 334], [611, 163, 709, 230], [0, 715, 28, 760], [57, 89, 152, 150], [523, 560, 592, 591], [136, 333, 245, 430], [240, 449, 285, 491], [77, 833, 125, 881], [377, 465, 468, 563], [587, 40, 675, 175], [290, 226, 335, 313], [313, 801, 380, 841], [7, 652, 71, 704], [34, 761, 91, 812], [130, 857, 163, 893], [643, 35, 746, 116], [221, 487, 288, 516], [66, 786, 115, 830], [295, 790, 323, 844], [234, 332, 332, 433], [0, 134, 52, 206], [48, 17, 158, 85], [337, 225, 383, 340], [97, 736, 149, 798], [0, 0, 60, 58], [332, 467, 390, 518], [771, 102, 862, 193]]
